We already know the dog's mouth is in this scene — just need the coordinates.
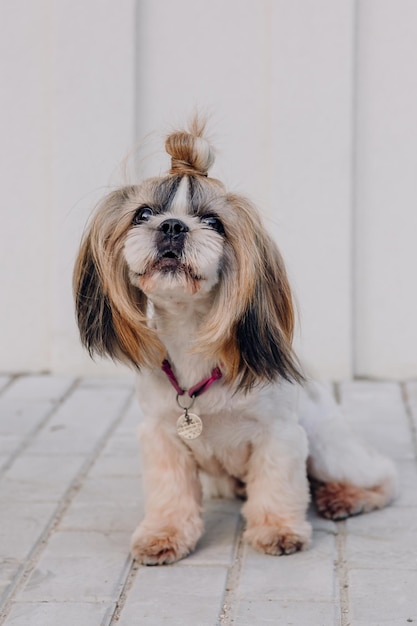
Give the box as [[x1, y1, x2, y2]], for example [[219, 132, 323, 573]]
[[149, 250, 203, 282], [153, 249, 183, 272], [162, 250, 178, 260]]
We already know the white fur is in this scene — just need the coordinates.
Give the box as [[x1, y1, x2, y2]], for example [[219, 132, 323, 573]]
[[128, 291, 397, 564], [121, 177, 399, 565], [131, 295, 313, 562], [169, 176, 190, 215], [74, 122, 399, 565], [299, 382, 398, 493]]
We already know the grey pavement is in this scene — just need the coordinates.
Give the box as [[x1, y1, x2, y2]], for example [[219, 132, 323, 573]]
[[0, 375, 416, 625]]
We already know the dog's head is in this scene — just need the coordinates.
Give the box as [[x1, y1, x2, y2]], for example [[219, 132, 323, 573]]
[[73, 118, 303, 390]]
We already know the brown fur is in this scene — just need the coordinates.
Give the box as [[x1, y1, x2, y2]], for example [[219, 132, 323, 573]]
[[195, 193, 303, 389], [244, 523, 307, 556], [166, 117, 214, 176], [73, 188, 165, 368], [73, 119, 303, 391], [312, 480, 391, 520], [73, 118, 398, 566]]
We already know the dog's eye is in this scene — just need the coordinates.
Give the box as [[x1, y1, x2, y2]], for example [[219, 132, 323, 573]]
[[200, 215, 224, 234], [132, 206, 154, 225]]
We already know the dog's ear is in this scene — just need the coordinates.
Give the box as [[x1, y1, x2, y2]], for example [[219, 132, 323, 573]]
[[73, 233, 122, 361], [197, 194, 304, 391], [73, 189, 165, 368], [233, 231, 304, 390]]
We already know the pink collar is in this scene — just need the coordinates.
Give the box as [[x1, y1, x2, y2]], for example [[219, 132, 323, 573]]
[[161, 359, 222, 398]]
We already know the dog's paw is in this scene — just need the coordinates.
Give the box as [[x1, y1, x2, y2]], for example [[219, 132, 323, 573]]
[[130, 521, 202, 565], [313, 481, 390, 520], [244, 520, 312, 556]]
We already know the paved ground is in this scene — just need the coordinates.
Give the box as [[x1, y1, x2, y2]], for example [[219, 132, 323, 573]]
[[0, 374, 416, 626]]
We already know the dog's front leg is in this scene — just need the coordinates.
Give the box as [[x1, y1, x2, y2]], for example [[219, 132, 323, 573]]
[[242, 422, 312, 555], [131, 420, 203, 565]]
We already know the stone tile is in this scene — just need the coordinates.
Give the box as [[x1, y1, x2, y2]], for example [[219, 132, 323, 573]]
[[19, 531, 130, 602], [1, 376, 415, 626], [405, 381, 417, 440], [342, 420, 414, 460], [64, 475, 142, 505], [78, 377, 133, 390], [0, 376, 12, 394], [60, 501, 142, 534], [349, 569, 417, 623], [118, 566, 229, 626], [345, 506, 417, 570], [100, 434, 140, 459], [0, 559, 22, 604], [60, 475, 143, 534], [5, 601, 111, 626], [114, 394, 144, 433], [338, 380, 414, 460], [339, 381, 404, 422], [27, 385, 132, 456], [3, 376, 74, 401], [0, 455, 84, 502], [0, 401, 54, 438], [238, 531, 338, 603], [0, 436, 20, 455], [346, 505, 417, 536], [88, 453, 141, 478], [0, 502, 57, 561], [346, 532, 417, 571], [393, 460, 417, 507], [179, 498, 241, 566], [404, 381, 417, 416], [235, 599, 341, 625], [353, 621, 417, 626]]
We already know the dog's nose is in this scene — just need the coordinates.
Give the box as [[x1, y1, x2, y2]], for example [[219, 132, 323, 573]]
[[159, 218, 189, 237]]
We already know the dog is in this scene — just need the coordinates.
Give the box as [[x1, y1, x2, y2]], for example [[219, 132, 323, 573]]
[[73, 118, 397, 565]]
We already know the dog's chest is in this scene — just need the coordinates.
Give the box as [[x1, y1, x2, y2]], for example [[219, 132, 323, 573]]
[[187, 436, 252, 479], [179, 409, 258, 479]]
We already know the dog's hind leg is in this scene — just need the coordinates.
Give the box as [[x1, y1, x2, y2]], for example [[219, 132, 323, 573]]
[[299, 382, 398, 520]]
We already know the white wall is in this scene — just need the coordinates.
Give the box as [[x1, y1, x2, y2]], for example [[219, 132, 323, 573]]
[[1, 0, 416, 380], [135, 0, 355, 380], [354, 0, 417, 378], [1, 0, 136, 377], [0, 1, 50, 372]]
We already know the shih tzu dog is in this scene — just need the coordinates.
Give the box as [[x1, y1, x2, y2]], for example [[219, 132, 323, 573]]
[[73, 118, 397, 565]]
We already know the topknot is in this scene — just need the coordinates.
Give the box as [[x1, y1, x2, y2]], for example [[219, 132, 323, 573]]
[[165, 117, 215, 177]]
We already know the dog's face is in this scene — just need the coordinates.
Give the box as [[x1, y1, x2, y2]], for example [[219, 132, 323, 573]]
[[123, 176, 227, 301], [73, 119, 303, 390]]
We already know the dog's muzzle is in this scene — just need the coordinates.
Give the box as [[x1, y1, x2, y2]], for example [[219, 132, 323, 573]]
[[155, 218, 188, 269]]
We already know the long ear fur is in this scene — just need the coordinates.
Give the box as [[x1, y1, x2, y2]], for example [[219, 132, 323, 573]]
[[196, 194, 304, 391], [73, 233, 123, 361], [73, 188, 165, 368]]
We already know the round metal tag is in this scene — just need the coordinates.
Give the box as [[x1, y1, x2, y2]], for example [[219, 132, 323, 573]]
[[176, 412, 203, 440]]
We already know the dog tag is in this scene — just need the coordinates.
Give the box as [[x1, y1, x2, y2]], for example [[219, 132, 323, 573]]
[[176, 411, 203, 440]]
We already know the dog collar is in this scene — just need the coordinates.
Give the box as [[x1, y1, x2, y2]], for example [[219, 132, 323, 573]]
[[161, 359, 222, 398], [161, 359, 222, 442]]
